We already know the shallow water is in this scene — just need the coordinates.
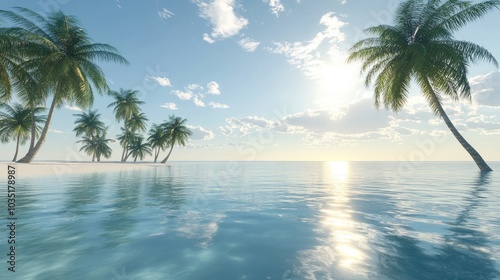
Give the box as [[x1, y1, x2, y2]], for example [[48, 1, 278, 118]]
[[1, 161, 500, 279]]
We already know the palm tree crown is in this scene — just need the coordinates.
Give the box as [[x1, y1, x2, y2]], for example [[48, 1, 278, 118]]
[[148, 124, 170, 163], [127, 136, 152, 162], [73, 110, 106, 138], [160, 115, 192, 163], [348, 0, 499, 171], [0, 7, 128, 163], [0, 103, 45, 161]]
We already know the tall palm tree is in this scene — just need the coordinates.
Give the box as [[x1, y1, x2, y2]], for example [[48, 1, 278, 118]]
[[107, 89, 144, 161], [147, 124, 170, 163], [126, 136, 152, 162], [77, 131, 114, 162], [0, 7, 128, 163], [348, 0, 499, 171], [160, 115, 192, 163], [0, 103, 45, 161]]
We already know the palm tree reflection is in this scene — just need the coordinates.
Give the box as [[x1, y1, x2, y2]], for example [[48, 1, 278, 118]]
[[378, 172, 499, 280]]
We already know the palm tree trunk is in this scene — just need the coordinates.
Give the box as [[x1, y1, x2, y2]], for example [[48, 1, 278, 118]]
[[17, 97, 57, 163], [12, 134, 20, 162], [160, 144, 175, 163], [28, 108, 36, 150], [92, 153, 95, 162], [154, 147, 159, 163], [426, 79, 492, 171], [134, 156, 137, 162], [121, 144, 127, 162]]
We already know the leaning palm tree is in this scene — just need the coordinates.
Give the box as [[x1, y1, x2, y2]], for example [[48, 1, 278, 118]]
[[77, 132, 114, 162], [0, 103, 45, 161], [126, 136, 152, 162], [147, 124, 170, 163], [107, 89, 144, 161], [348, 0, 499, 171], [160, 115, 192, 163], [0, 8, 128, 163]]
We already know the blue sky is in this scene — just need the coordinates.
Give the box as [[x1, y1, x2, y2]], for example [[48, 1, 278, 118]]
[[1, 0, 499, 162]]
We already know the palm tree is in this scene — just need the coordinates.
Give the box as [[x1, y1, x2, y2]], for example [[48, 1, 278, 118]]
[[348, 0, 499, 171], [73, 110, 107, 161], [77, 131, 114, 162], [0, 103, 45, 161], [160, 115, 192, 163], [0, 8, 128, 163], [107, 89, 144, 161], [147, 124, 170, 163], [126, 136, 152, 162]]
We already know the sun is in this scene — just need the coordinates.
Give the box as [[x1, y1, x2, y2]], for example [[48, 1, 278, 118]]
[[315, 60, 361, 109]]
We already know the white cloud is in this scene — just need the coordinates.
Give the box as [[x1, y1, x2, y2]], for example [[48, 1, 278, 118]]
[[187, 125, 215, 140], [171, 89, 194, 100], [193, 97, 206, 107], [65, 105, 82, 111], [209, 102, 230, 109], [268, 12, 347, 79], [161, 103, 178, 110], [238, 37, 260, 52], [149, 76, 172, 87], [187, 84, 203, 91], [49, 129, 64, 134], [264, 0, 285, 17], [196, 0, 248, 42], [206, 81, 221, 95], [158, 8, 174, 20], [470, 70, 500, 107]]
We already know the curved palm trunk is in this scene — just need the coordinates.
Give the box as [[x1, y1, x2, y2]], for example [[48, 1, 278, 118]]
[[12, 134, 20, 162], [160, 144, 175, 163], [28, 109, 36, 150], [427, 79, 492, 171], [17, 97, 57, 163]]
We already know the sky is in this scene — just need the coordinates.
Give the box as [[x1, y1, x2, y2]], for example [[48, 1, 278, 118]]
[[0, 0, 499, 162]]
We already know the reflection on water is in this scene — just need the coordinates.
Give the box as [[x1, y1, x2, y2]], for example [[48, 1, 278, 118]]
[[377, 171, 499, 280], [1, 162, 499, 280]]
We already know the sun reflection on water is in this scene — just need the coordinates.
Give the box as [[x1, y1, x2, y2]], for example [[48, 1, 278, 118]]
[[325, 161, 367, 271]]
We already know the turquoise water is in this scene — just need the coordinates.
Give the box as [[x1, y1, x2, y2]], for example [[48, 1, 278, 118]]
[[1, 162, 500, 280]]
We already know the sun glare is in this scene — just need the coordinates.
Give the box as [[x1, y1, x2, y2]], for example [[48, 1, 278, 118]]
[[328, 161, 350, 182], [315, 61, 360, 109]]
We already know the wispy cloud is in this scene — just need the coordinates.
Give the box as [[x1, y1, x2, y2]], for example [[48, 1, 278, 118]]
[[209, 102, 230, 109], [171, 89, 194, 100], [149, 76, 172, 87], [65, 105, 82, 112], [158, 8, 174, 20], [49, 129, 64, 134], [195, 0, 248, 43], [267, 12, 347, 79], [161, 103, 178, 110], [264, 0, 285, 17], [193, 97, 206, 107], [238, 37, 260, 52]]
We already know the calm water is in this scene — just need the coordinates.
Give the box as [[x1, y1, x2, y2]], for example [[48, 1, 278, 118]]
[[1, 162, 500, 280]]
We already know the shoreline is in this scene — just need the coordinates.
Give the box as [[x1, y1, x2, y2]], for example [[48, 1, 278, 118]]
[[0, 161, 165, 178]]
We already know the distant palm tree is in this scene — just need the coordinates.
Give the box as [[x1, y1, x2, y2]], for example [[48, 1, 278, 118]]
[[147, 124, 170, 163], [77, 131, 114, 162], [107, 89, 144, 161], [348, 0, 499, 171], [0, 103, 45, 161], [73, 110, 107, 161], [0, 7, 128, 163], [127, 136, 152, 162], [73, 110, 106, 137], [160, 115, 192, 163]]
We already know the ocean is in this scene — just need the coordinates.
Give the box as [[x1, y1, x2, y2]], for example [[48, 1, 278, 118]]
[[1, 161, 500, 279]]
